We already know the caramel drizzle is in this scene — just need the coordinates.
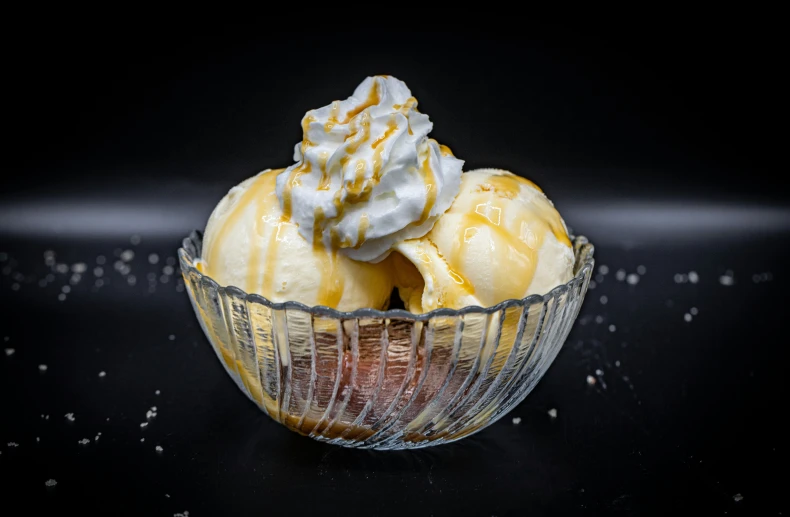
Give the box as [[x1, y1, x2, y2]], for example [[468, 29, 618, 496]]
[[343, 80, 380, 123], [281, 114, 317, 220], [354, 213, 370, 249], [484, 173, 570, 247], [417, 148, 437, 225]]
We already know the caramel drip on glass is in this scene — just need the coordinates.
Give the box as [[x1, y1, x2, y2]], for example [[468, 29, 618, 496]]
[[312, 205, 344, 307]]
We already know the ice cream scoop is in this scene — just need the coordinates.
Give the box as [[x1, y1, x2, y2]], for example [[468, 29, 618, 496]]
[[392, 168, 574, 313], [199, 169, 393, 311], [276, 75, 464, 263]]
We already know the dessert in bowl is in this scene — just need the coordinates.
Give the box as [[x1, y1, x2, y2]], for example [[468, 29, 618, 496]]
[[178, 76, 594, 449]]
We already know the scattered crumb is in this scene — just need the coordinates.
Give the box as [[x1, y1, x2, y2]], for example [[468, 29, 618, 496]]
[[688, 271, 699, 284], [599, 295, 608, 305], [95, 435, 100, 441], [71, 262, 87, 274], [65, 413, 75, 422], [156, 445, 163, 453], [684, 313, 693, 322], [120, 250, 135, 262], [141, 438, 145, 442], [98, 371, 106, 378], [174, 512, 190, 517], [626, 274, 640, 285], [155, 390, 161, 396], [586, 375, 596, 386], [615, 360, 621, 367], [36, 437, 40, 442], [38, 364, 48, 372], [608, 324, 616, 332], [4, 348, 14, 356], [719, 271, 735, 286], [140, 422, 148, 428], [733, 493, 743, 502], [45, 479, 57, 487], [595, 369, 604, 376], [598, 265, 609, 275], [690, 307, 698, 316], [78, 438, 90, 445], [7, 442, 19, 447], [168, 334, 175, 341], [615, 269, 626, 281], [548, 408, 558, 419], [165, 494, 170, 498], [511, 417, 522, 425]]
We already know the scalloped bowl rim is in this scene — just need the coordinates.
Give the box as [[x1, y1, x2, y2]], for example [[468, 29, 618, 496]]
[[178, 230, 595, 321]]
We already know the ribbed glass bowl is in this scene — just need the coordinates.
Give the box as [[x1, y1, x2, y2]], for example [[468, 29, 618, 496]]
[[178, 231, 594, 450]]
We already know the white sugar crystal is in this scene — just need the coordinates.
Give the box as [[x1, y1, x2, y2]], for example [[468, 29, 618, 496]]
[[65, 413, 75, 422], [162, 265, 174, 276], [608, 324, 616, 332], [586, 375, 596, 385], [719, 270, 735, 286], [45, 479, 57, 487], [547, 408, 558, 419], [733, 493, 743, 502], [98, 371, 106, 378], [127, 275, 137, 286], [511, 417, 521, 425], [168, 335, 175, 341], [7, 442, 19, 447], [615, 269, 626, 281], [598, 265, 609, 275], [96, 255, 106, 265], [120, 250, 135, 262], [4, 348, 14, 356], [688, 271, 699, 284], [626, 274, 640, 285], [61, 285, 71, 294], [94, 267, 104, 277], [615, 360, 621, 367], [78, 438, 90, 445], [674, 273, 687, 283], [156, 445, 163, 453], [57, 293, 66, 302], [140, 422, 148, 428], [588, 281, 596, 290], [599, 295, 608, 305], [636, 265, 646, 275], [155, 390, 161, 396], [690, 307, 698, 315], [595, 315, 604, 324], [595, 369, 604, 376], [71, 262, 87, 273], [55, 263, 69, 274], [36, 437, 40, 442], [141, 438, 145, 442], [148, 253, 160, 265], [684, 313, 693, 322], [38, 364, 48, 372], [130, 234, 142, 245]]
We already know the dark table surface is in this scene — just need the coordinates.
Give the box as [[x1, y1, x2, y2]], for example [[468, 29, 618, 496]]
[[0, 208, 786, 516]]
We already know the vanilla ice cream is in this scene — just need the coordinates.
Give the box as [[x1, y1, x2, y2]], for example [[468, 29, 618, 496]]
[[276, 75, 464, 263], [393, 168, 574, 313], [199, 169, 393, 311]]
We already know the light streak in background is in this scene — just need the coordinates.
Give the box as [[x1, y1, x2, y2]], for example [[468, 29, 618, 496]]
[[1, 197, 788, 245]]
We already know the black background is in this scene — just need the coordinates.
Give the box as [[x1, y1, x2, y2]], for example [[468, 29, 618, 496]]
[[1, 24, 787, 516]]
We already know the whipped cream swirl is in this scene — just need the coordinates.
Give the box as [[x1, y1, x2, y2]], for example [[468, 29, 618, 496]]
[[275, 75, 464, 262]]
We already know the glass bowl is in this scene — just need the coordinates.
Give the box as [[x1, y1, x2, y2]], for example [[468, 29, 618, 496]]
[[178, 231, 594, 450]]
